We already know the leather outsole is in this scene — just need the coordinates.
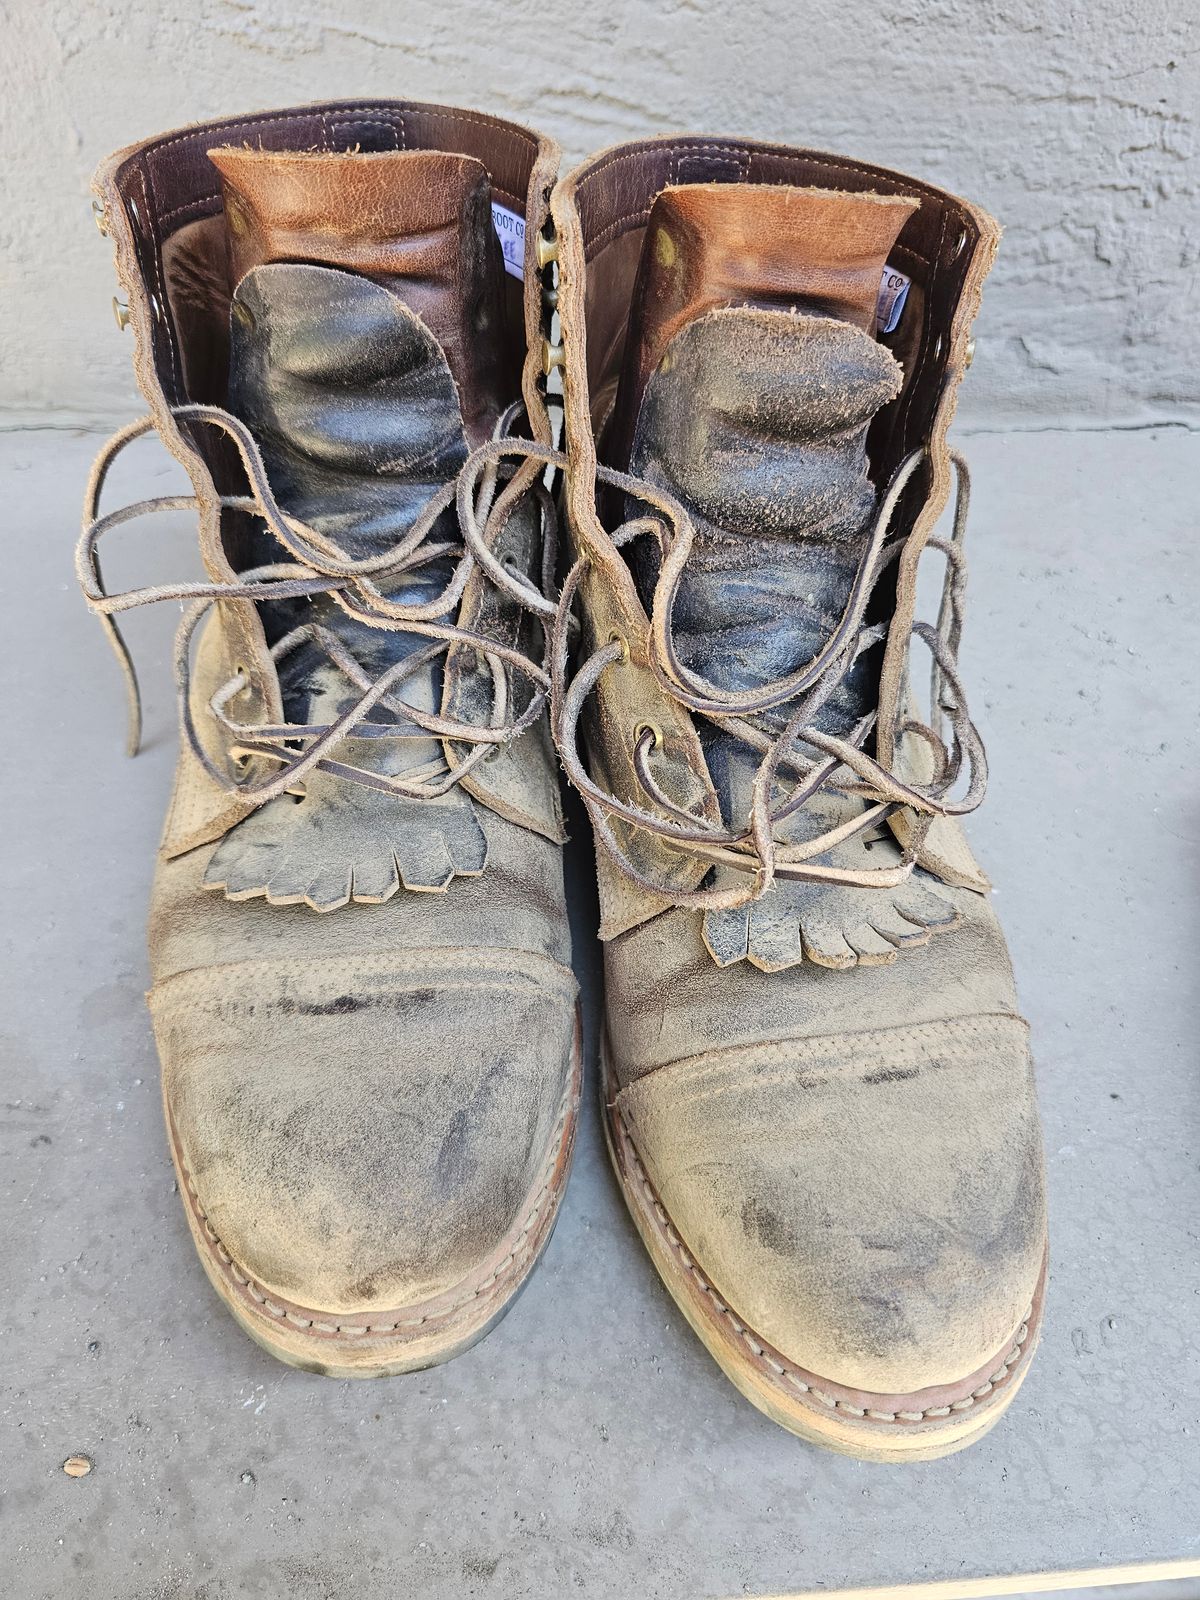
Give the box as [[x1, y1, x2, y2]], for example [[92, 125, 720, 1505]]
[[603, 1043, 1046, 1461], [165, 1010, 582, 1377]]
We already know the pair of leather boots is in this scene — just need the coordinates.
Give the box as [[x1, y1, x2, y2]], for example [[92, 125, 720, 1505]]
[[80, 100, 1047, 1462]]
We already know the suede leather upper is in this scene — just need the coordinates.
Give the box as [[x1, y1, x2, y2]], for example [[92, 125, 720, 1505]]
[[553, 142, 1048, 1412], [151, 941, 576, 1312], [88, 104, 576, 1346], [604, 884, 1044, 1391]]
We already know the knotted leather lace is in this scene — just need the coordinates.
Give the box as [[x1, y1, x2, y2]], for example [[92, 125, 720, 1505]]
[[77, 400, 567, 807], [79, 403, 985, 911], [550, 448, 987, 912]]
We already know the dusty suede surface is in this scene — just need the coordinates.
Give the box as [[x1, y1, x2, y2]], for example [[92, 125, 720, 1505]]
[[606, 883, 1045, 1391], [151, 941, 576, 1313], [555, 154, 1048, 1403], [150, 790, 577, 1313], [135, 124, 576, 1326]]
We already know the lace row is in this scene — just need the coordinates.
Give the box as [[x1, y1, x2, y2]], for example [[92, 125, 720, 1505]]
[[78, 407, 984, 911]]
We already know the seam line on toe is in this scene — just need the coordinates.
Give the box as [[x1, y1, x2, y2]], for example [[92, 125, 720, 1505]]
[[617, 1012, 1031, 1100]]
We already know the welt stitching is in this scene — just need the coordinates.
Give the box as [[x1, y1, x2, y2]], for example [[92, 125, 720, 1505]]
[[620, 1116, 1032, 1423], [184, 1085, 571, 1334], [417, 106, 537, 149], [150, 957, 578, 1004], [576, 140, 928, 204], [155, 972, 573, 1006], [170, 981, 558, 1009], [147, 112, 343, 158], [625, 1013, 1030, 1100], [159, 195, 220, 226], [576, 139, 754, 191], [887, 242, 930, 269], [669, 147, 751, 186]]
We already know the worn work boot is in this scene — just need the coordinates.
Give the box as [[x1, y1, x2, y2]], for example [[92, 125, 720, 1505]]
[[79, 102, 579, 1374], [549, 138, 1047, 1458]]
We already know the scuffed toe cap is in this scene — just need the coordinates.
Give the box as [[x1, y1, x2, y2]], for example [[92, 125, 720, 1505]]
[[150, 948, 577, 1316], [616, 1014, 1047, 1396]]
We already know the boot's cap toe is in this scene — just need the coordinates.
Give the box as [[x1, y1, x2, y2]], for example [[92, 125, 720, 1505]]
[[152, 948, 577, 1316], [616, 1014, 1046, 1395]]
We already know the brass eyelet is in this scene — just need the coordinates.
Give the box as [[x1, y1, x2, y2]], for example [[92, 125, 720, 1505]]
[[91, 200, 109, 237], [606, 629, 630, 665], [541, 338, 564, 376], [634, 721, 663, 752], [535, 230, 558, 270], [111, 297, 130, 332], [965, 335, 976, 369]]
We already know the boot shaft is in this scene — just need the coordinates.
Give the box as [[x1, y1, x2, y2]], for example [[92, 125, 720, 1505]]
[[95, 101, 558, 443], [553, 136, 995, 495], [90, 102, 563, 857]]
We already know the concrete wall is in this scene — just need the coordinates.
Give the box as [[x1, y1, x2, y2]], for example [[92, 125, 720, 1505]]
[[5, 0, 1197, 427]]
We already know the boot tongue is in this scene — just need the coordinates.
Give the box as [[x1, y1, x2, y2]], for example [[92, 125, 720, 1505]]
[[208, 146, 511, 444], [621, 179, 917, 783], [196, 146, 505, 901], [614, 181, 917, 458], [204, 144, 488, 780]]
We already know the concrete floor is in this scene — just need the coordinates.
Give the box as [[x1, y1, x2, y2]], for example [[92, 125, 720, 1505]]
[[1, 426, 1197, 1599]]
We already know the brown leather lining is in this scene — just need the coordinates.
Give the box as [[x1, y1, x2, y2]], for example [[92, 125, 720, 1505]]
[[605, 183, 918, 477], [106, 100, 546, 413], [565, 135, 985, 495]]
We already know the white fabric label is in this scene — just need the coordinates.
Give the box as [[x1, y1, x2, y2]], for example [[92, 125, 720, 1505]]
[[491, 202, 526, 280], [877, 265, 911, 336]]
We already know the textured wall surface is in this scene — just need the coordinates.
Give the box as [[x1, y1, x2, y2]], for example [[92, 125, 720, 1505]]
[[4, 0, 1197, 425]]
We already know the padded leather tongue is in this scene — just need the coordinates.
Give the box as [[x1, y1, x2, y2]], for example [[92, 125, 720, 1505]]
[[612, 181, 916, 463], [616, 180, 962, 970], [208, 146, 512, 444]]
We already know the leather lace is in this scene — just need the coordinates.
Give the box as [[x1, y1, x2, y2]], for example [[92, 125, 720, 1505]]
[[77, 401, 567, 807], [549, 449, 988, 912], [79, 406, 985, 912]]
